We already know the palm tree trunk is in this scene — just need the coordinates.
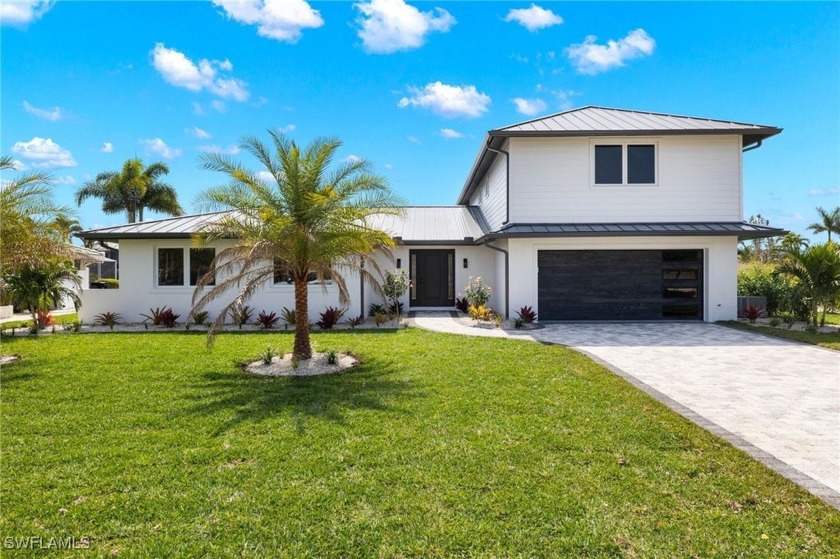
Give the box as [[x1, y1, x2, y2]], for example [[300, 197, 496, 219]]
[[293, 277, 312, 360]]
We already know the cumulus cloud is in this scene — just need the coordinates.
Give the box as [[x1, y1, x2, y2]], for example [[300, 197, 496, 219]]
[[12, 137, 77, 169], [187, 126, 212, 139], [0, 0, 54, 26], [99, 142, 114, 153], [504, 4, 562, 32], [398, 81, 491, 118], [566, 28, 655, 74], [150, 43, 249, 101], [808, 187, 840, 197], [212, 0, 323, 43], [512, 97, 548, 116], [277, 124, 296, 134], [197, 144, 241, 155], [22, 100, 63, 121], [344, 154, 363, 164], [439, 128, 463, 139], [140, 138, 182, 159], [355, 0, 455, 54], [53, 175, 76, 186], [257, 171, 275, 183]]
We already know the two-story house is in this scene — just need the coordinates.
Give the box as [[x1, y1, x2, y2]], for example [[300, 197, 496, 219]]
[[77, 107, 784, 323]]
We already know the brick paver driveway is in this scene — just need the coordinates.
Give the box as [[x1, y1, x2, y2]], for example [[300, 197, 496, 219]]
[[532, 323, 840, 506]]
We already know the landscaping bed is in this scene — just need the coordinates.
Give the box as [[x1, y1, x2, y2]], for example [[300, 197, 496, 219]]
[[720, 320, 840, 350]]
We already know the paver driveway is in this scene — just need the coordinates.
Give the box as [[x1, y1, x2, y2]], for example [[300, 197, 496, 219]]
[[413, 316, 840, 507]]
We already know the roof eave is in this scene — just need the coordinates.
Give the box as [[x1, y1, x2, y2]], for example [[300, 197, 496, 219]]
[[487, 127, 783, 146]]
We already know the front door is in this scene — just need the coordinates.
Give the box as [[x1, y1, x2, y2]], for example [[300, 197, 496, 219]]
[[410, 250, 455, 307]]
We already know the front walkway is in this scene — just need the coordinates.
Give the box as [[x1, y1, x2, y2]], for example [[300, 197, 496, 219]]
[[412, 314, 840, 508]]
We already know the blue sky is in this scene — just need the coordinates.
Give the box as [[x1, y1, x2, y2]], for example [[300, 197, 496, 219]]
[[2, 1, 838, 236]]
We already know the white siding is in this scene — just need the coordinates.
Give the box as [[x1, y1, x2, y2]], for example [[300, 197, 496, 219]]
[[509, 135, 743, 223], [470, 141, 508, 231]]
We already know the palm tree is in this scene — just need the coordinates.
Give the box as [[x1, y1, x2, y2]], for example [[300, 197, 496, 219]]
[[807, 206, 840, 242], [190, 132, 404, 359], [54, 213, 83, 242], [1, 259, 81, 329], [776, 242, 840, 327], [75, 158, 184, 223]]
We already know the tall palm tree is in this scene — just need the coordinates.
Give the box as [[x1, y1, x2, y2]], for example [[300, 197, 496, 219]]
[[776, 242, 840, 327], [807, 206, 840, 242], [54, 213, 83, 242], [190, 132, 404, 359], [75, 158, 184, 223]]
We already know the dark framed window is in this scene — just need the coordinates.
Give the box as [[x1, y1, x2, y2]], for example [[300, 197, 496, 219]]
[[273, 259, 332, 284], [190, 248, 215, 286], [594, 145, 623, 184], [627, 144, 655, 184], [157, 248, 184, 286]]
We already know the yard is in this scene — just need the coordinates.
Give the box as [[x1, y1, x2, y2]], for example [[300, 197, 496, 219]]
[[2, 330, 839, 557], [720, 320, 840, 350]]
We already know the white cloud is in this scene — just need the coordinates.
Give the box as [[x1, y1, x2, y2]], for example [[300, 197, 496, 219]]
[[407, 135, 421, 144], [566, 28, 656, 75], [253, 95, 269, 107], [398, 81, 491, 118], [808, 187, 840, 197], [11, 137, 77, 169], [197, 144, 241, 155], [192, 102, 205, 115], [150, 43, 250, 101], [355, 0, 455, 54], [439, 128, 463, 139], [383, 163, 393, 170], [344, 154, 363, 164], [0, 0, 54, 26], [504, 4, 562, 32], [53, 175, 76, 186], [212, 0, 323, 43], [140, 138, 182, 159], [512, 97, 548, 116], [22, 100, 63, 121], [99, 142, 114, 153], [211, 100, 227, 113], [8, 159, 27, 170], [277, 124, 296, 134], [257, 171, 275, 183], [187, 127, 212, 139]]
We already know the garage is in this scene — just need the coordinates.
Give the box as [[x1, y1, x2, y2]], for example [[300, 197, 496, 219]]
[[537, 250, 704, 321]]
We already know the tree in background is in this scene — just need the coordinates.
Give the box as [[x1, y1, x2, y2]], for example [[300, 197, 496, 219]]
[[190, 132, 403, 359], [54, 213, 83, 242], [807, 206, 840, 242], [75, 158, 184, 223], [738, 214, 778, 263], [776, 242, 840, 327], [1, 259, 81, 329]]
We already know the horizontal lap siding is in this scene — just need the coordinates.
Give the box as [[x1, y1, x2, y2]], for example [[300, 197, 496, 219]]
[[470, 142, 508, 231]]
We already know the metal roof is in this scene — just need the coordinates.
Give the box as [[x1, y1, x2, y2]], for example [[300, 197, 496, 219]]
[[77, 207, 489, 244], [457, 106, 782, 205], [484, 222, 787, 240]]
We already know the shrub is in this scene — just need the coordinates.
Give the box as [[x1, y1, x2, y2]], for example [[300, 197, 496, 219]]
[[742, 305, 764, 324], [468, 304, 494, 322], [368, 303, 386, 317], [259, 346, 277, 365], [257, 310, 280, 329], [464, 276, 492, 307], [492, 313, 504, 328], [159, 309, 180, 328], [516, 305, 537, 323], [373, 313, 388, 327], [514, 317, 524, 329], [94, 312, 122, 330], [192, 310, 209, 326], [281, 307, 296, 327], [326, 350, 337, 365], [230, 304, 253, 329], [346, 315, 363, 329], [388, 301, 404, 318], [317, 307, 346, 330], [141, 306, 172, 326], [737, 262, 791, 316], [768, 317, 781, 327], [455, 297, 469, 313], [72, 320, 82, 333], [37, 310, 54, 329], [383, 270, 410, 314], [783, 314, 797, 329]]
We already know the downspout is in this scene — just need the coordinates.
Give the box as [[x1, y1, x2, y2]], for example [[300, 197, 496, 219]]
[[359, 258, 365, 318], [483, 240, 509, 318], [742, 139, 763, 152], [485, 139, 510, 226]]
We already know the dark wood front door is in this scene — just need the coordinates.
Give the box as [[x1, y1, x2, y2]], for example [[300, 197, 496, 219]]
[[410, 250, 455, 307]]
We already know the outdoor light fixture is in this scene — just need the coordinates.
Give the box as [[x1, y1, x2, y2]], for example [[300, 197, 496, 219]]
[[396, 258, 401, 269], [463, 258, 468, 268]]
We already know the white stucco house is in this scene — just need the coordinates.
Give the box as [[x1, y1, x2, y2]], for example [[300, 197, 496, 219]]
[[76, 107, 785, 324]]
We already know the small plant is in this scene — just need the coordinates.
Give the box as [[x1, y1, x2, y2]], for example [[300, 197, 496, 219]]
[[230, 304, 254, 329], [742, 305, 764, 324], [368, 303, 386, 317], [383, 270, 410, 317], [94, 311, 122, 330], [326, 350, 337, 365], [185, 322, 191, 331], [768, 317, 781, 327], [455, 297, 469, 313], [468, 304, 494, 322], [492, 313, 504, 328], [281, 307, 296, 328], [72, 320, 82, 333], [63, 322, 74, 332], [29, 324, 39, 335], [192, 310, 209, 326], [37, 310, 54, 329], [388, 301, 404, 318], [401, 319, 410, 329], [141, 306, 173, 326], [783, 314, 797, 329], [464, 276, 492, 307], [291, 355, 301, 369], [317, 307, 346, 330], [260, 346, 277, 365], [257, 310, 280, 329], [514, 317, 524, 329], [346, 315, 364, 329], [159, 309, 180, 328], [373, 312, 388, 327], [516, 305, 537, 323], [804, 324, 819, 334]]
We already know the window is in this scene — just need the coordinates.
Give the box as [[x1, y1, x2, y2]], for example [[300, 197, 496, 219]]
[[593, 143, 656, 185], [190, 248, 215, 286], [158, 248, 184, 286], [273, 259, 331, 284]]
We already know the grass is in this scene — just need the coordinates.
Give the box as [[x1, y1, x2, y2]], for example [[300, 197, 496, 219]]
[[823, 312, 840, 326], [2, 330, 839, 557], [720, 320, 840, 350], [0, 312, 78, 330]]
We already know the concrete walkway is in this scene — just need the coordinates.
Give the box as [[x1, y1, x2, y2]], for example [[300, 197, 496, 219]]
[[412, 314, 840, 508]]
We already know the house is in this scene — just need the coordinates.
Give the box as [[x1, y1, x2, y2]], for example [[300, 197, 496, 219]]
[[76, 107, 785, 324]]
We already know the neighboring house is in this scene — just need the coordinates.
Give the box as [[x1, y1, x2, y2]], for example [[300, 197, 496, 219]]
[[76, 107, 785, 324], [85, 241, 119, 283]]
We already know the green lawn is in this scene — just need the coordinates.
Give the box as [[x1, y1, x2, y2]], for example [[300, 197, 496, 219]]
[[720, 320, 840, 350], [0, 312, 78, 331], [824, 312, 840, 326], [2, 330, 838, 557]]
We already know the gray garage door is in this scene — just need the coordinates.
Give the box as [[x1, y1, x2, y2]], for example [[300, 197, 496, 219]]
[[537, 250, 704, 321]]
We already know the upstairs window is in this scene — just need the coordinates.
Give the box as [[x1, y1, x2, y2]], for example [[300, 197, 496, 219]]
[[593, 143, 657, 185]]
